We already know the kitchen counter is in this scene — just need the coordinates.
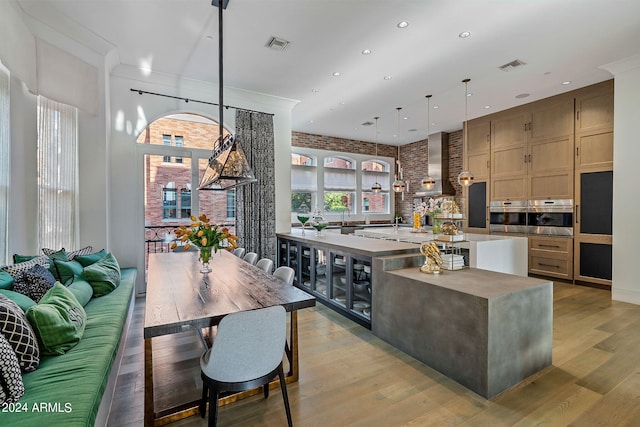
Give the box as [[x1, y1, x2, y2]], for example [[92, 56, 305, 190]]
[[354, 227, 529, 276], [372, 254, 552, 399]]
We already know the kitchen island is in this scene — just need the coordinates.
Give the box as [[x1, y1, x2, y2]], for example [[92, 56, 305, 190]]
[[354, 226, 528, 276], [373, 253, 552, 399]]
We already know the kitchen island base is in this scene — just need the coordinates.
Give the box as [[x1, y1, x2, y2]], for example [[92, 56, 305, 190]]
[[373, 254, 552, 399]]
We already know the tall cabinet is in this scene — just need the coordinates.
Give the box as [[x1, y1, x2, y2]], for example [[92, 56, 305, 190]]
[[573, 81, 614, 286], [465, 118, 491, 234]]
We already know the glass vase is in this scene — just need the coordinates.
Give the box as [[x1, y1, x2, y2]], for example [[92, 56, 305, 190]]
[[199, 247, 212, 273], [432, 218, 442, 234]]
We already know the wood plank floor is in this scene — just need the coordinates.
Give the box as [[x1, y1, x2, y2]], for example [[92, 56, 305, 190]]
[[107, 281, 640, 426]]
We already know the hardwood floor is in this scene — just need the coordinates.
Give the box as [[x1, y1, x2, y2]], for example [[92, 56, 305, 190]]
[[107, 281, 640, 426]]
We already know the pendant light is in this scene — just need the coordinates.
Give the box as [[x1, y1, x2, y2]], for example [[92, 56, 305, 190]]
[[198, 0, 257, 190], [371, 116, 382, 193], [421, 94, 436, 190], [392, 107, 406, 193], [457, 78, 475, 188]]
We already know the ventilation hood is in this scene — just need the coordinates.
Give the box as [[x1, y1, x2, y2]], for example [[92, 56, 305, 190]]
[[415, 132, 456, 197]]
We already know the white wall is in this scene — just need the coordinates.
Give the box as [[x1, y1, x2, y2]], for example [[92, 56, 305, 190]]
[[602, 55, 640, 304]]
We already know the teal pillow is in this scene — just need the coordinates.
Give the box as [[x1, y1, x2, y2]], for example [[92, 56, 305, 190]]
[[0, 289, 36, 312], [81, 252, 121, 297], [74, 249, 107, 267], [51, 259, 83, 284], [66, 276, 93, 307], [26, 282, 86, 356], [0, 270, 13, 290], [13, 254, 38, 264]]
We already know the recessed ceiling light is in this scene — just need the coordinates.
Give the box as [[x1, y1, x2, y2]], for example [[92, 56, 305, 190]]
[[515, 93, 530, 99], [484, 105, 491, 109], [433, 105, 439, 109], [309, 120, 314, 123], [403, 117, 409, 120], [562, 81, 571, 85], [459, 31, 471, 38], [397, 21, 409, 28], [362, 49, 372, 55], [333, 72, 341, 77], [339, 101, 346, 106], [204, 35, 214, 41], [466, 93, 472, 97], [312, 88, 320, 93], [384, 75, 393, 80]]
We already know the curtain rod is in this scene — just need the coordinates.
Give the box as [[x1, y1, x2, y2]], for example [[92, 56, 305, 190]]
[[129, 88, 274, 116]]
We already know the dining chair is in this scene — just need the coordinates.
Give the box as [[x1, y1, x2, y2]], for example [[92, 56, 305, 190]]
[[232, 247, 245, 258], [243, 252, 258, 266], [255, 258, 274, 274], [199, 305, 292, 427], [273, 266, 295, 285]]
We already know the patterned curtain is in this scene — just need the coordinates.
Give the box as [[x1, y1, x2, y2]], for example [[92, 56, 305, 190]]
[[235, 110, 276, 262]]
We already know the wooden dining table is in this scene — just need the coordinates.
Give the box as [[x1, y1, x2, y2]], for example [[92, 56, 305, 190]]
[[143, 250, 316, 427]]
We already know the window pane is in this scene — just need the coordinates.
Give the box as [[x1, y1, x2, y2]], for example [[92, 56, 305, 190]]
[[362, 160, 388, 172], [324, 168, 356, 190], [361, 192, 389, 213], [180, 189, 191, 218], [291, 153, 314, 166], [324, 157, 354, 169], [138, 114, 228, 149], [292, 192, 313, 213], [362, 170, 389, 191], [226, 190, 236, 219], [162, 188, 177, 219], [198, 158, 235, 227], [291, 165, 316, 191], [324, 192, 355, 213], [0, 63, 8, 263]]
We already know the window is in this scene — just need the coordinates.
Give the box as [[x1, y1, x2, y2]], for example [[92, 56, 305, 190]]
[[180, 188, 191, 218], [37, 96, 79, 250], [174, 136, 184, 164], [162, 187, 177, 219], [290, 148, 393, 223], [0, 62, 9, 264], [162, 134, 171, 162], [226, 190, 236, 219], [162, 134, 185, 163]]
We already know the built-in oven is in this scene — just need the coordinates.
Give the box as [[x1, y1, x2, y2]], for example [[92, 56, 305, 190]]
[[489, 200, 528, 234], [527, 199, 574, 236]]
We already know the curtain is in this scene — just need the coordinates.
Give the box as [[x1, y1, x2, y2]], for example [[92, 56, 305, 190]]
[[37, 96, 79, 251], [0, 62, 9, 264], [235, 110, 276, 263]]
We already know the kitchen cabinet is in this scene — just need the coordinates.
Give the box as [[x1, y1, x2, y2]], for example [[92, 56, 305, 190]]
[[528, 236, 573, 280], [575, 81, 614, 172], [490, 98, 574, 201], [465, 118, 490, 234]]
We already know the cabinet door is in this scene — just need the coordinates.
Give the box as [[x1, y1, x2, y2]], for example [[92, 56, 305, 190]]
[[574, 238, 612, 286], [576, 130, 613, 171], [528, 236, 573, 280], [492, 110, 527, 149], [577, 170, 613, 235], [528, 98, 574, 143], [468, 152, 490, 181], [467, 118, 491, 155], [467, 181, 489, 233], [576, 84, 614, 134]]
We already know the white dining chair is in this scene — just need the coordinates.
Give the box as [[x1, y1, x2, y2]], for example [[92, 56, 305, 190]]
[[232, 247, 245, 258], [273, 266, 295, 285], [199, 306, 292, 427], [243, 252, 258, 266], [255, 258, 274, 274]]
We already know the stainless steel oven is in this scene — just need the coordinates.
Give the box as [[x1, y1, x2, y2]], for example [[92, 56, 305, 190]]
[[527, 199, 573, 236], [489, 200, 528, 234]]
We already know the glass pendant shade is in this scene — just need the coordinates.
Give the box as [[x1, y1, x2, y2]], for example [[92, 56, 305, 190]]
[[421, 176, 436, 190], [421, 94, 435, 191], [393, 178, 406, 192], [198, 134, 257, 190], [457, 170, 474, 187], [371, 182, 382, 193]]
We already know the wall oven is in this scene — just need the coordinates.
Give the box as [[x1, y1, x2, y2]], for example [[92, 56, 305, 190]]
[[489, 200, 528, 234], [527, 199, 573, 236]]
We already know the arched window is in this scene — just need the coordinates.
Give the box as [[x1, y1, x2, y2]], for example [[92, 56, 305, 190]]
[[361, 159, 390, 214], [324, 156, 356, 213], [291, 153, 316, 213]]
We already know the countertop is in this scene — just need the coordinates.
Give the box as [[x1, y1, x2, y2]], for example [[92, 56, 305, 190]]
[[277, 228, 420, 257], [354, 227, 527, 245]]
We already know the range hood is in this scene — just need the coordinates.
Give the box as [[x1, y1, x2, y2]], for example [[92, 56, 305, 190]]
[[415, 132, 456, 197]]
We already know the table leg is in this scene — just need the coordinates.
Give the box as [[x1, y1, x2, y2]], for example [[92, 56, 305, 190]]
[[144, 337, 155, 427]]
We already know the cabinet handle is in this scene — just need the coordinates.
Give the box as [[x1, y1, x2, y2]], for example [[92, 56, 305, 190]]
[[524, 123, 528, 131], [524, 154, 528, 163], [576, 110, 580, 121], [539, 244, 561, 249], [539, 263, 560, 268], [528, 154, 532, 163], [576, 204, 580, 224], [487, 160, 490, 169], [576, 147, 580, 157], [486, 134, 490, 143]]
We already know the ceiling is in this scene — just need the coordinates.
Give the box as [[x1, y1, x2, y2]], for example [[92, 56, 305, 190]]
[[16, 0, 640, 145]]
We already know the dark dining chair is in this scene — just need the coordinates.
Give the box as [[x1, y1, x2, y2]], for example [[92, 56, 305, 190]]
[[199, 305, 292, 427]]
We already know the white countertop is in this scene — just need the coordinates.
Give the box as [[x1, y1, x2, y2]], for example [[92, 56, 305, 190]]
[[353, 227, 526, 245]]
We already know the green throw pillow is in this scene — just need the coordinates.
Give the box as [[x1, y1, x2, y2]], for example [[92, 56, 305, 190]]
[[66, 276, 93, 306], [81, 252, 121, 297], [13, 254, 38, 264], [0, 289, 36, 312], [74, 249, 107, 267], [51, 259, 84, 284], [26, 282, 86, 356], [0, 270, 13, 290]]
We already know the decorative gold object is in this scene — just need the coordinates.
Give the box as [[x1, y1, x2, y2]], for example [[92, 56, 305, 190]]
[[441, 200, 460, 214], [441, 222, 459, 236], [420, 242, 442, 274]]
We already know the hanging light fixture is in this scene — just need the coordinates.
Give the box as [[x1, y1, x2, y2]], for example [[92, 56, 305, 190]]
[[198, 0, 256, 190], [392, 107, 406, 193], [457, 78, 475, 188], [371, 116, 382, 193], [421, 94, 436, 191]]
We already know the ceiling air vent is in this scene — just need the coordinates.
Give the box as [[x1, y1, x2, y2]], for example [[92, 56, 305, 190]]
[[498, 59, 526, 72], [361, 121, 374, 126], [265, 36, 290, 51]]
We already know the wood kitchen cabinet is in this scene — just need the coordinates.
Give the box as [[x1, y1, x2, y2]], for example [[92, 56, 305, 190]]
[[575, 80, 614, 171], [465, 118, 490, 233], [529, 236, 573, 280], [490, 97, 574, 201]]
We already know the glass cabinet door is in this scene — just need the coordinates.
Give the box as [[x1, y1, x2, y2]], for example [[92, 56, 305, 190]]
[[351, 256, 371, 319], [330, 253, 347, 307], [311, 248, 328, 297], [300, 245, 312, 291]]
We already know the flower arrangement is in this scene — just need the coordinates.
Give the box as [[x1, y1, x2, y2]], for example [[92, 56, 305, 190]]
[[416, 197, 443, 218], [171, 214, 238, 264]]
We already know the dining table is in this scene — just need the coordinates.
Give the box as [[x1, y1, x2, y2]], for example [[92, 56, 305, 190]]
[[143, 249, 316, 427]]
